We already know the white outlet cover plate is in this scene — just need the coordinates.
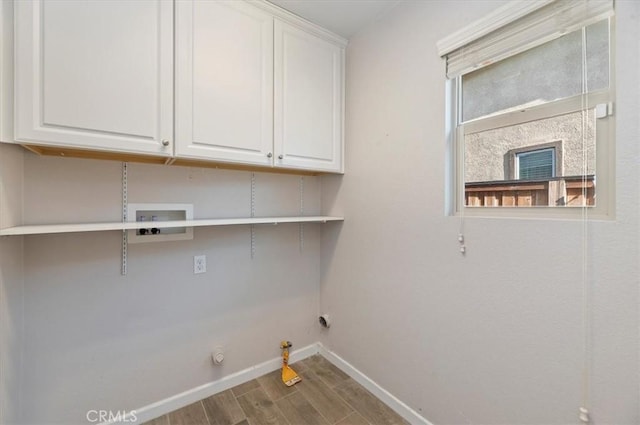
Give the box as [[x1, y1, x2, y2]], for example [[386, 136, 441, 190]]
[[194, 255, 206, 274]]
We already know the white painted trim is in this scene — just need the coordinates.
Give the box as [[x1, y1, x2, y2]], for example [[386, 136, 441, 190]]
[[103, 343, 320, 425], [436, 0, 553, 57], [317, 343, 434, 425], [253, 0, 348, 47]]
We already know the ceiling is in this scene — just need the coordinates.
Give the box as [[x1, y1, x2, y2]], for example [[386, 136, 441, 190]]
[[268, 0, 401, 39]]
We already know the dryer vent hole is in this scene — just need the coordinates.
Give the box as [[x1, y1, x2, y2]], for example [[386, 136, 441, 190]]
[[319, 314, 331, 328]]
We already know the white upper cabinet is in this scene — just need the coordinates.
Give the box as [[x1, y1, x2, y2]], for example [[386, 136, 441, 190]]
[[274, 20, 344, 173], [175, 0, 274, 166], [14, 0, 173, 156], [10, 0, 345, 173]]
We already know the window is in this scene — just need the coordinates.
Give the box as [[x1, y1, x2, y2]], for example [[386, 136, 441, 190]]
[[505, 141, 563, 181], [439, 0, 614, 217], [516, 148, 555, 180]]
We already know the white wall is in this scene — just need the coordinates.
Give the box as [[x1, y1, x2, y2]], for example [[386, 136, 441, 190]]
[[0, 16, 21, 424], [0, 144, 24, 425], [320, 1, 639, 424], [0, 236, 23, 425], [14, 154, 324, 424]]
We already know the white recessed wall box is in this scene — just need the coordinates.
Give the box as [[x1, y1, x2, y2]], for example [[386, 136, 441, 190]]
[[127, 203, 194, 243]]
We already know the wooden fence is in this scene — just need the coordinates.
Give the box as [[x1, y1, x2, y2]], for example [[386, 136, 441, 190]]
[[465, 175, 595, 207]]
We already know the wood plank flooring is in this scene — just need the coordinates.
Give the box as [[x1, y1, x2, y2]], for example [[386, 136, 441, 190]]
[[143, 355, 408, 425]]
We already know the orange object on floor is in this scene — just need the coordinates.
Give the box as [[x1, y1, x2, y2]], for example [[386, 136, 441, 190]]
[[280, 340, 302, 387]]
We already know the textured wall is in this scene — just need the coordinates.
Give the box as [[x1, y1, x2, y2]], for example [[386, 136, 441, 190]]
[[462, 19, 609, 121], [321, 1, 639, 424], [462, 15, 606, 184], [465, 110, 596, 182], [16, 155, 323, 424]]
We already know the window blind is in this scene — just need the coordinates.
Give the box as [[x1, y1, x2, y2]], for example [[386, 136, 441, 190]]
[[441, 0, 613, 79], [517, 149, 555, 180]]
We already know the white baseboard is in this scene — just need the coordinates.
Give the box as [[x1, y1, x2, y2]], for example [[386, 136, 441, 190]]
[[108, 342, 432, 425], [105, 343, 319, 425], [317, 343, 434, 425]]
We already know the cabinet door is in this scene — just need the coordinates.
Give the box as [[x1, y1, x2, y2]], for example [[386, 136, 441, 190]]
[[274, 20, 344, 173], [175, 1, 274, 166], [14, 0, 173, 156]]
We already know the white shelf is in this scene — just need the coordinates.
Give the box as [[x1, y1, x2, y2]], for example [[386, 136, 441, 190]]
[[0, 216, 344, 236]]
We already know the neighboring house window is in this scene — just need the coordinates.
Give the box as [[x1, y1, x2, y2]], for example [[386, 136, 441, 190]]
[[516, 148, 555, 180], [438, 0, 614, 217], [505, 141, 563, 181]]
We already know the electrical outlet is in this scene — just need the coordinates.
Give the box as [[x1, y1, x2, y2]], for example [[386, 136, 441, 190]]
[[194, 255, 206, 274]]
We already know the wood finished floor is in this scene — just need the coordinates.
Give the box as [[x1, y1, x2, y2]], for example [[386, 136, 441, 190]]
[[143, 355, 409, 425]]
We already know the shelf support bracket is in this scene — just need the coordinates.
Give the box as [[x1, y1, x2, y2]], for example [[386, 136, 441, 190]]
[[121, 162, 128, 275], [299, 176, 304, 252], [250, 172, 256, 259]]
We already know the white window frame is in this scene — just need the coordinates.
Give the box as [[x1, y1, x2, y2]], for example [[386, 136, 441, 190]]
[[445, 21, 616, 220]]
